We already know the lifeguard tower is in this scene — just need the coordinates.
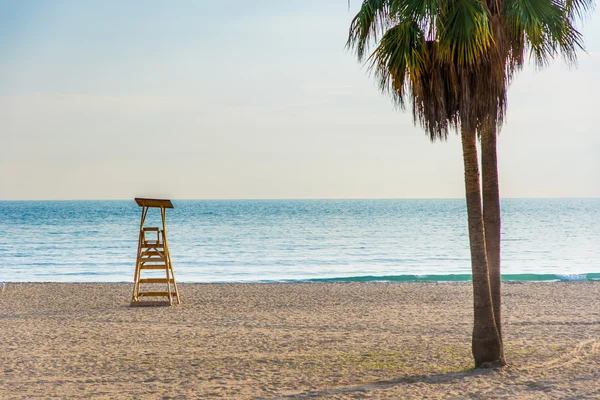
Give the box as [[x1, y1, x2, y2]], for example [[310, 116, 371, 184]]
[[131, 198, 180, 306]]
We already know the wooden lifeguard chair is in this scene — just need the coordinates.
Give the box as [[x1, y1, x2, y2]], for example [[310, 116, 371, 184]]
[[131, 198, 181, 306]]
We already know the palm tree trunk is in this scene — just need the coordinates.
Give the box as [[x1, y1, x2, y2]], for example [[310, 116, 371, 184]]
[[460, 127, 504, 367], [481, 118, 504, 351]]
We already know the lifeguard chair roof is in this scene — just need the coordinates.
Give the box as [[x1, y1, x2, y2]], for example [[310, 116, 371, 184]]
[[134, 198, 174, 209]]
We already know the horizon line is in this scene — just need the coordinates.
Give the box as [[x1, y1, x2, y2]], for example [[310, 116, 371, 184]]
[[1, 196, 599, 202]]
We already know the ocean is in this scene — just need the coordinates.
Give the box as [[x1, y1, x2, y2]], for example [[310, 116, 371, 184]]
[[0, 199, 598, 283]]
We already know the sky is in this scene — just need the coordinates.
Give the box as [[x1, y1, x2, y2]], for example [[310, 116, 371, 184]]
[[1, 0, 599, 200]]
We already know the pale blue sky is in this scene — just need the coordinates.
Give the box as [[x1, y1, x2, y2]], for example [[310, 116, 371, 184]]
[[1, 1, 599, 200]]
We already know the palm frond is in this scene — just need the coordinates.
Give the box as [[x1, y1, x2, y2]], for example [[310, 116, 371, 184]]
[[347, 0, 394, 61], [437, 0, 493, 64], [366, 21, 427, 108], [564, 0, 595, 21], [394, 0, 440, 38], [504, 0, 584, 67], [367, 22, 459, 141], [412, 46, 460, 141], [347, 0, 441, 61]]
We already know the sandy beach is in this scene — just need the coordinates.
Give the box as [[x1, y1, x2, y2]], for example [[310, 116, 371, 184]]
[[1, 282, 600, 399]]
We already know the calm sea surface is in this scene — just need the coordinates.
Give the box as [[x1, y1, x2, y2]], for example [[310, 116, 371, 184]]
[[0, 199, 598, 282]]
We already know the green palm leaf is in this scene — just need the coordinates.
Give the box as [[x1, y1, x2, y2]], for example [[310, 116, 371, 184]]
[[367, 21, 427, 107], [347, 0, 439, 61], [564, 0, 595, 20], [504, 0, 584, 66], [437, 0, 493, 64], [347, 0, 393, 61]]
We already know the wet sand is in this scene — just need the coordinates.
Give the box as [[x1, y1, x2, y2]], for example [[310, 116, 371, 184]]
[[1, 282, 600, 399]]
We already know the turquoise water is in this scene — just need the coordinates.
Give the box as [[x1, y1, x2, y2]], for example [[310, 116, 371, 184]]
[[0, 199, 598, 282]]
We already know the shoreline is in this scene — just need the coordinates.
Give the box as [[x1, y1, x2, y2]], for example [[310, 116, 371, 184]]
[[5, 270, 600, 285], [2, 282, 600, 398]]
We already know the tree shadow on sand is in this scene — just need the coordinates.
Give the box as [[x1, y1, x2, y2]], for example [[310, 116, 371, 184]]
[[263, 367, 500, 399]]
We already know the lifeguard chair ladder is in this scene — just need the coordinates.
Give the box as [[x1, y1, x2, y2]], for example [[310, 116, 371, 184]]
[[131, 198, 180, 306]]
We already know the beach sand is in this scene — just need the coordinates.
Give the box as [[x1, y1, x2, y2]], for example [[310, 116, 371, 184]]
[[1, 282, 600, 399]]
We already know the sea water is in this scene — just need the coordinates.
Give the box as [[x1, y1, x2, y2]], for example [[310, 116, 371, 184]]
[[0, 199, 598, 282]]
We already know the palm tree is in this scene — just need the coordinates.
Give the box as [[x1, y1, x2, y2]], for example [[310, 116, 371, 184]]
[[478, 0, 591, 344], [347, 0, 591, 367], [348, 6, 505, 365]]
